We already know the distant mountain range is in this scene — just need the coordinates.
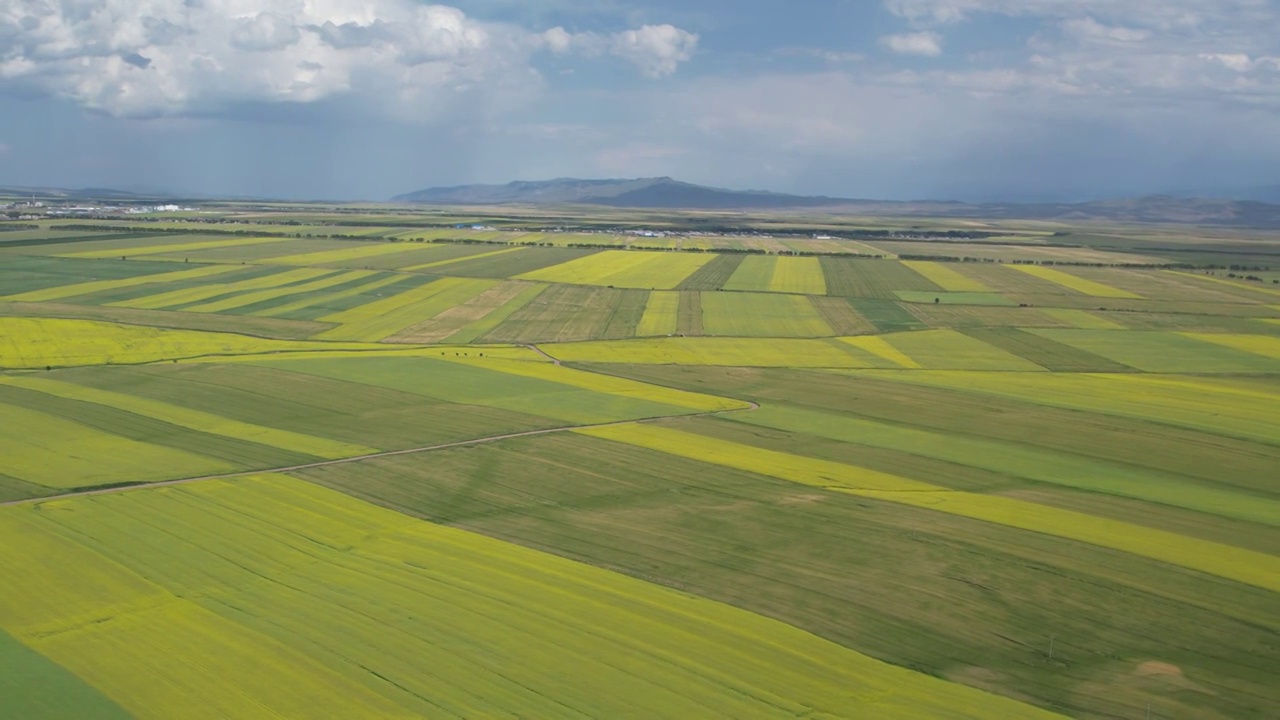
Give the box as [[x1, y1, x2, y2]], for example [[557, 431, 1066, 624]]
[[392, 177, 1280, 228], [7, 179, 1280, 227]]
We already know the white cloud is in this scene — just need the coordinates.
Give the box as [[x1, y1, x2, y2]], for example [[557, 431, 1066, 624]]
[[1061, 18, 1150, 44], [0, 2, 698, 118], [880, 32, 943, 57], [872, 2, 1280, 109], [609, 25, 699, 78]]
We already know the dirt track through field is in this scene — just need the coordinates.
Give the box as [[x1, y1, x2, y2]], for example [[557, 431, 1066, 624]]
[[1, 397, 758, 508]]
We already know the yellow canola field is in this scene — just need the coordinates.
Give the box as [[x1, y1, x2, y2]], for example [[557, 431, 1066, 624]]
[[60, 236, 290, 259], [517, 250, 714, 289], [443, 356, 748, 413], [1183, 332, 1280, 360], [901, 261, 991, 292], [0, 317, 378, 369], [1010, 265, 1142, 298], [636, 290, 680, 336], [0, 401, 234, 488], [767, 257, 827, 295], [111, 267, 335, 310], [183, 270, 375, 314], [403, 246, 525, 272], [581, 424, 1280, 592], [0, 512, 417, 720], [0, 475, 1065, 719], [317, 277, 499, 341], [1, 265, 239, 303], [543, 336, 876, 367], [261, 242, 432, 266], [0, 376, 375, 459]]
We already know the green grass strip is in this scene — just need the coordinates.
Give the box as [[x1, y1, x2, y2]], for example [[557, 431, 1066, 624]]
[[0, 376, 375, 459]]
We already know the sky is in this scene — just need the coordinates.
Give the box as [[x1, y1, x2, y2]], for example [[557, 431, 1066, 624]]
[[1, 0, 1279, 201]]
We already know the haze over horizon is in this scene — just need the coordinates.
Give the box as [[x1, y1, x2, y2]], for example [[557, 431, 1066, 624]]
[[2, 1, 1278, 202]]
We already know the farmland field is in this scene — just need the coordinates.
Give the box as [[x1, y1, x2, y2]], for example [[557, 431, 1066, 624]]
[[0, 218, 1276, 720]]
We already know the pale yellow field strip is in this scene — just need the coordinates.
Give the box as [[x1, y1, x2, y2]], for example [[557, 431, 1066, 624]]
[[402, 246, 525, 272], [636, 291, 680, 336], [182, 270, 375, 314], [317, 277, 500, 341], [1041, 308, 1126, 329], [579, 424, 937, 492], [0, 402, 236, 489], [580, 424, 1280, 593], [1168, 271, 1280, 298], [1009, 265, 1142, 298], [839, 336, 921, 368], [60, 236, 290, 259], [260, 242, 431, 266], [110, 268, 335, 310], [767, 257, 827, 295], [445, 356, 748, 412], [0, 376, 375, 459], [1182, 333, 1280, 360], [0, 514, 418, 720], [901, 261, 991, 292], [251, 273, 407, 317], [1, 265, 239, 303]]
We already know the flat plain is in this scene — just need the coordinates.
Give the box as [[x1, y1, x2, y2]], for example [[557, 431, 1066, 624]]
[[0, 212, 1276, 720]]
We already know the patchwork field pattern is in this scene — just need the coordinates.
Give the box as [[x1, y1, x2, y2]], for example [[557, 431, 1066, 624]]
[[2, 227, 1278, 720]]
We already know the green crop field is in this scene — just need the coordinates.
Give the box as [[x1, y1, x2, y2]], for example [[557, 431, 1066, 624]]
[[0, 219, 1276, 720], [700, 292, 833, 337]]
